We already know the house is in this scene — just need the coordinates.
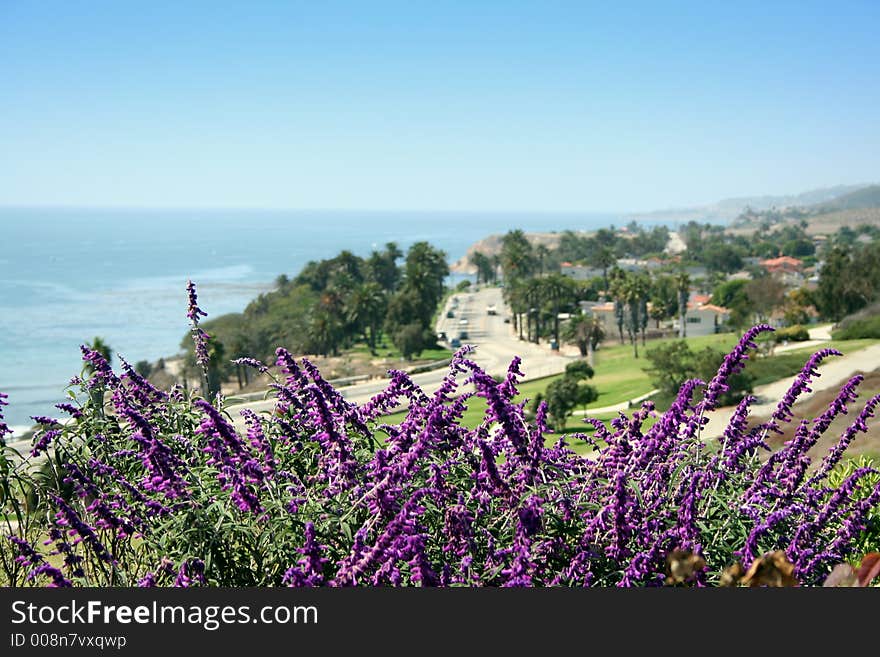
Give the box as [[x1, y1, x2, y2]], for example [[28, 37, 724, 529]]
[[683, 264, 708, 279], [760, 256, 803, 275], [578, 300, 617, 332], [672, 301, 730, 337], [560, 262, 604, 281], [615, 257, 660, 272], [760, 256, 805, 288]]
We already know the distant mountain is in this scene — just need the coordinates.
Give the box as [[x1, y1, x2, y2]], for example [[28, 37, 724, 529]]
[[811, 184, 880, 212], [628, 183, 871, 224]]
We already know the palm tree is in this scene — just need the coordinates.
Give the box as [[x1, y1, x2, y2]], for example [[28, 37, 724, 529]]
[[535, 244, 551, 275], [523, 278, 543, 343], [541, 273, 573, 347], [592, 246, 617, 294], [347, 282, 386, 354], [506, 281, 527, 340], [500, 229, 535, 283], [609, 269, 628, 344], [675, 272, 691, 338]]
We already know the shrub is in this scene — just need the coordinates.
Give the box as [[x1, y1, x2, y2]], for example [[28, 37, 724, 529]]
[[2, 289, 880, 588], [832, 315, 880, 340], [776, 325, 810, 342]]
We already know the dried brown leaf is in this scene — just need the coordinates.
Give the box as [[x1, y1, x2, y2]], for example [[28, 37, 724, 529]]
[[720, 562, 745, 587], [664, 549, 706, 586], [741, 550, 799, 587]]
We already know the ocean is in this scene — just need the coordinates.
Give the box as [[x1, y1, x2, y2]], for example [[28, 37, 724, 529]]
[[0, 207, 624, 432]]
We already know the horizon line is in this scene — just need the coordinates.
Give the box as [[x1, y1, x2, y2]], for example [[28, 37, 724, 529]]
[[0, 203, 640, 216]]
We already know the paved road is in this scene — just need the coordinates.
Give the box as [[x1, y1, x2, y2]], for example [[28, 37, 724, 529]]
[[225, 286, 577, 425]]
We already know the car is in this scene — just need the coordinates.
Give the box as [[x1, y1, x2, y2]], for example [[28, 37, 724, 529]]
[[459, 318, 468, 326], [450, 338, 461, 348], [486, 305, 497, 315], [446, 310, 455, 318], [458, 331, 469, 340]]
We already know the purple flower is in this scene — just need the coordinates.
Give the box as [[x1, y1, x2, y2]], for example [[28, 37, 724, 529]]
[[700, 324, 773, 411], [175, 558, 206, 587], [31, 429, 60, 458], [768, 348, 842, 430], [0, 391, 11, 444], [232, 357, 269, 374], [186, 279, 208, 323], [283, 522, 330, 587], [185, 280, 210, 370]]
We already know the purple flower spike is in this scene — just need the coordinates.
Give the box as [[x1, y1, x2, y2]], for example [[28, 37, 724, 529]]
[[185, 280, 210, 371]]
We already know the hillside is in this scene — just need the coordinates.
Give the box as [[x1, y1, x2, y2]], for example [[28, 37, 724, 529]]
[[627, 183, 867, 224], [449, 231, 573, 274], [812, 184, 880, 212]]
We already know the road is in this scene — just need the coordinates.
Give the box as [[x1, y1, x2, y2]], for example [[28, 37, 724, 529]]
[[224, 286, 576, 425]]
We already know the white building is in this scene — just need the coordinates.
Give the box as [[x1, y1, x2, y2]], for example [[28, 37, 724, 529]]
[[673, 302, 730, 337]]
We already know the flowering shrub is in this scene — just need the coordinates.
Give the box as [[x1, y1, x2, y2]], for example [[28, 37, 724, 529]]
[[1, 285, 879, 587]]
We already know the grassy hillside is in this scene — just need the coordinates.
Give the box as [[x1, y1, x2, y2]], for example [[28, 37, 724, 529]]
[[814, 184, 880, 212]]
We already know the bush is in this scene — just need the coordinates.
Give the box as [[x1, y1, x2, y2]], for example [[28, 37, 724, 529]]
[[832, 315, 880, 340], [645, 341, 753, 407], [776, 325, 810, 342], [2, 297, 879, 588], [755, 325, 810, 344]]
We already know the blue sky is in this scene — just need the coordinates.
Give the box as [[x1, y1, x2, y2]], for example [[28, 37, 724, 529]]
[[1, 1, 878, 212]]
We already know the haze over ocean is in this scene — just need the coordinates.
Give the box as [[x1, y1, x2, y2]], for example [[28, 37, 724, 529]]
[[0, 207, 624, 430]]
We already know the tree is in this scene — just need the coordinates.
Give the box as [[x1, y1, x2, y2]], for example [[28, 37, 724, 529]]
[[393, 323, 431, 361], [650, 274, 678, 328], [745, 276, 786, 323], [592, 246, 616, 294], [711, 278, 752, 329], [205, 339, 226, 400], [402, 241, 449, 326], [645, 341, 754, 406], [562, 313, 605, 366], [644, 341, 694, 399], [542, 273, 574, 347], [782, 287, 815, 327], [622, 274, 650, 357], [535, 244, 551, 275], [815, 243, 880, 321], [565, 360, 594, 381], [692, 346, 754, 407], [470, 250, 496, 285], [500, 229, 535, 283], [522, 278, 543, 343], [539, 361, 598, 430], [366, 242, 403, 293], [347, 282, 387, 354], [308, 308, 343, 357], [675, 272, 690, 338]]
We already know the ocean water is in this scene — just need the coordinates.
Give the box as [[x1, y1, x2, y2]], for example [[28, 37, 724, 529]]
[[0, 207, 623, 431]]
